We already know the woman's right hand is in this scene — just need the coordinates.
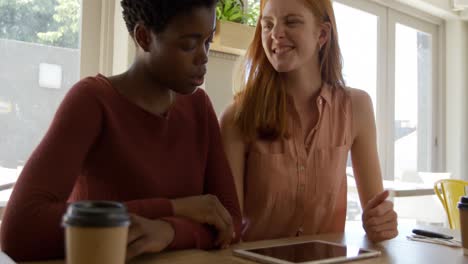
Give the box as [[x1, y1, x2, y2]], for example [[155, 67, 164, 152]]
[[126, 214, 174, 261], [171, 195, 234, 248]]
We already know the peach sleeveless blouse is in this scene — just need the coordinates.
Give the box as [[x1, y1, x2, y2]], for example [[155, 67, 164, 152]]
[[242, 84, 352, 241]]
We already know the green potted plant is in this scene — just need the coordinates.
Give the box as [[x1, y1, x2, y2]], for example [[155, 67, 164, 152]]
[[213, 0, 257, 54], [216, 0, 245, 23], [244, 0, 260, 27]]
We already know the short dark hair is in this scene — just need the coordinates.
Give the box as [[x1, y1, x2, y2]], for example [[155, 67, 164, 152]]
[[121, 0, 218, 36]]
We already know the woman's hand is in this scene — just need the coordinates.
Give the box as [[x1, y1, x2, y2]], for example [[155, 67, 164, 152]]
[[171, 195, 234, 248], [362, 190, 398, 242], [126, 214, 175, 260]]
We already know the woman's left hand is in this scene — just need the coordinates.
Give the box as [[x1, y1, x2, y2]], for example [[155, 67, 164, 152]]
[[362, 190, 398, 242], [126, 214, 175, 260]]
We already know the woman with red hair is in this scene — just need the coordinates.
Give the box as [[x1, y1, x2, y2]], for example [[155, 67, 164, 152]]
[[221, 0, 398, 242]]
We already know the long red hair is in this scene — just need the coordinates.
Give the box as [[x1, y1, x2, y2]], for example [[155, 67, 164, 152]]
[[234, 0, 345, 141]]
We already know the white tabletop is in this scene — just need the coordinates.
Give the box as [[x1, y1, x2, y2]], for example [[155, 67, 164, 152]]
[[383, 180, 435, 197], [0, 166, 21, 207]]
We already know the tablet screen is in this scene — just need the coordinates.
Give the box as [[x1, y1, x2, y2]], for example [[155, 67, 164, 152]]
[[245, 241, 374, 263]]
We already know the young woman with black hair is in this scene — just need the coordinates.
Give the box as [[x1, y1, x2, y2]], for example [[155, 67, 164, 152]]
[[0, 0, 241, 261]]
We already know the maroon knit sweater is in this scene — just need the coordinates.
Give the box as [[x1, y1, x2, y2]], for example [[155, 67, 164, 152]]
[[0, 75, 241, 261]]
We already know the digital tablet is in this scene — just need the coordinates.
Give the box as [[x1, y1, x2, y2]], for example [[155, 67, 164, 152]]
[[233, 240, 381, 264]]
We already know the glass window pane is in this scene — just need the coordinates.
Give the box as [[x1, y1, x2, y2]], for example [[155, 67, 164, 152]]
[[333, 2, 379, 222], [334, 2, 378, 112], [394, 23, 432, 184], [0, 0, 82, 194]]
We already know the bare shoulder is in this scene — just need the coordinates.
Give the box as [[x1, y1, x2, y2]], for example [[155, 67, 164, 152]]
[[220, 102, 236, 123], [219, 102, 248, 155], [219, 103, 237, 130], [347, 87, 373, 110], [346, 88, 376, 138], [219, 102, 244, 141], [346, 88, 374, 119]]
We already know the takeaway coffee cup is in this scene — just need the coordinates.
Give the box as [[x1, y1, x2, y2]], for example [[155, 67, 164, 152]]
[[62, 201, 130, 264], [458, 196, 468, 255]]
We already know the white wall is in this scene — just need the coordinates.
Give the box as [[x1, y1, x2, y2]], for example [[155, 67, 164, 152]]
[[390, 0, 459, 19], [205, 52, 241, 115], [418, 0, 452, 11], [112, 2, 133, 75], [446, 20, 468, 180]]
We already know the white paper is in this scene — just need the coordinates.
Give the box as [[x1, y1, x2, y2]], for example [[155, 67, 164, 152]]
[[407, 234, 462, 248], [0, 252, 16, 264]]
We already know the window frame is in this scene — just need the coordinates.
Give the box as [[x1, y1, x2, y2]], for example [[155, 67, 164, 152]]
[[388, 8, 440, 180], [334, 0, 444, 180], [81, 0, 124, 78]]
